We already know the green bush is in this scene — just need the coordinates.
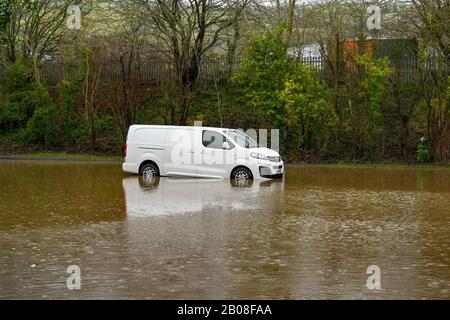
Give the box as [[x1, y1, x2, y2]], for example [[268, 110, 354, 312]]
[[20, 105, 63, 149], [417, 137, 430, 163], [279, 63, 336, 157], [233, 25, 290, 130], [0, 101, 26, 133], [0, 58, 40, 133], [94, 115, 122, 153], [19, 87, 64, 149], [56, 78, 83, 146], [1, 57, 34, 92], [233, 26, 336, 159]]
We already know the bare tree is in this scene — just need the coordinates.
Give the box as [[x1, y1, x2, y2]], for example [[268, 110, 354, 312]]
[[103, 1, 152, 138], [403, 0, 450, 161], [411, 0, 450, 56], [1, 0, 87, 63], [138, 0, 249, 125], [286, 0, 296, 43]]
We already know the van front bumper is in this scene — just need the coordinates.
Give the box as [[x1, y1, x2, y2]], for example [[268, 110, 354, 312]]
[[259, 165, 284, 178], [250, 160, 284, 179]]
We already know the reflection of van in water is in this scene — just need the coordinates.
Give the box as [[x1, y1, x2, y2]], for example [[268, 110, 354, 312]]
[[123, 177, 285, 216], [122, 125, 284, 180]]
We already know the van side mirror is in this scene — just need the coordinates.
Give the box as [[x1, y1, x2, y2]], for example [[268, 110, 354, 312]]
[[222, 141, 231, 150]]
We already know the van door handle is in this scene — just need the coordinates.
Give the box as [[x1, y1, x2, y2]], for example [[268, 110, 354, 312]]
[[188, 149, 206, 154]]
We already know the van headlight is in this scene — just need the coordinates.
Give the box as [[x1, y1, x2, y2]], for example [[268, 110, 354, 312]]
[[250, 152, 269, 160]]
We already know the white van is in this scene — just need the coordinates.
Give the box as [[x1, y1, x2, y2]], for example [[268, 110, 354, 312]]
[[122, 125, 284, 180]]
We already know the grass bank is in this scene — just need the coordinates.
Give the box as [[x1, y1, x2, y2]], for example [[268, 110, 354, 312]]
[[290, 161, 450, 171], [1, 152, 449, 170], [0, 151, 122, 162]]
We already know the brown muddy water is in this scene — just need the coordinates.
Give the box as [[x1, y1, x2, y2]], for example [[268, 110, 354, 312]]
[[0, 160, 449, 299]]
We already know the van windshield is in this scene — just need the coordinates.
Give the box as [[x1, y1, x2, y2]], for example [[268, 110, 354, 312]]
[[225, 130, 258, 149]]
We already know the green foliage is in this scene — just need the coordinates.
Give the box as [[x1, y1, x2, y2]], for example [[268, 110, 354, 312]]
[[56, 77, 83, 145], [0, 102, 24, 134], [0, 58, 37, 133], [341, 53, 394, 159], [0, 36, 448, 162], [1, 57, 34, 92], [233, 28, 336, 158], [19, 87, 64, 149], [0, 58, 61, 147], [0, 0, 12, 37], [233, 26, 290, 129], [188, 84, 266, 129], [20, 105, 62, 149], [355, 54, 393, 122], [93, 115, 122, 153], [417, 137, 430, 163], [279, 64, 336, 156]]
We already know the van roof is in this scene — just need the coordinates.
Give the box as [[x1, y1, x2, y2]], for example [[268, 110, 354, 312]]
[[129, 125, 233, 131]]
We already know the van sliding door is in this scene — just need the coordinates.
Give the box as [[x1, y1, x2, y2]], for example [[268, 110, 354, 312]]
[[163, 128, 197, 176]]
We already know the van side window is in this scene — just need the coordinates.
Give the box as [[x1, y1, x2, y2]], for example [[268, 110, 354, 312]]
[[202, 130, 234, 150]]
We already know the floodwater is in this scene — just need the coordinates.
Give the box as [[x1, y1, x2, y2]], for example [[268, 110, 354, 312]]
[[0, 160, 449, 299]]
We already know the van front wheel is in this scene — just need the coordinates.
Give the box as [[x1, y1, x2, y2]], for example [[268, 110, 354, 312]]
[[140, 163, 159, 178], [232, 167, 253, 181]]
